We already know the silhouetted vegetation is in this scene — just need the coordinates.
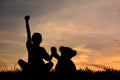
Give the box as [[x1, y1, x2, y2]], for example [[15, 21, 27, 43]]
[[0, 67, 120, 80]]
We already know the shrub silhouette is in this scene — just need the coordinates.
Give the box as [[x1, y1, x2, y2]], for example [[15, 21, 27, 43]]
[[1, 67, 120, 80]]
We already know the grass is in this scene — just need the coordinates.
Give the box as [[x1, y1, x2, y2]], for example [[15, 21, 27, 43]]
[[0, 67, 120, 80]]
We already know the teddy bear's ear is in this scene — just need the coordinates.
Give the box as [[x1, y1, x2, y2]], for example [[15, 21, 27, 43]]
[[59, 46, 64, 51], [73, 50, 77, 56]]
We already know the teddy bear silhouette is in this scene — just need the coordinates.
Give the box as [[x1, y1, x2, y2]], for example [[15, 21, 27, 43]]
[[52, 46, 77, 73]]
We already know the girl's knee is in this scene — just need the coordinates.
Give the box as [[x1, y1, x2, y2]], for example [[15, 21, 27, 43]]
[[48, 62, 53, 67], [45, 62, 53, 70], [18, 59, 22, 64], [18, 59, 24, 64], [18, 59, 27, 67]]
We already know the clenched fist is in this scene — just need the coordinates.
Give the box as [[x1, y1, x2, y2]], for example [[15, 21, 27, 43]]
[[24, 15, 30, 21]]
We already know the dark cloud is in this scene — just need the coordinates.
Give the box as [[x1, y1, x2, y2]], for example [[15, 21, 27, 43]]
[[0, 41, 25, 56], [0, 0, 68, 18], [0, 0, 69, 32]]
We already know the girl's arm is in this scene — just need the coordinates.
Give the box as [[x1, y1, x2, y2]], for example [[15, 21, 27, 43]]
[[24, 15, 31, 41], [43, 47, 60, 61], [42, 47, 53, 61], [51, 47, 60, 60]]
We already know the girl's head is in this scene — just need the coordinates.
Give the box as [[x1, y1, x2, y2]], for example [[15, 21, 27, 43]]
[[32, 33, 42, 45]]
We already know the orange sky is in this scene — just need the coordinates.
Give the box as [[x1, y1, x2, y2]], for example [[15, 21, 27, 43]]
[[0, 0, 120, 71]]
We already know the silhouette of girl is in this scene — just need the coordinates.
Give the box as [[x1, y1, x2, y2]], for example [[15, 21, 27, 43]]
[[18, 15, 53, 73]]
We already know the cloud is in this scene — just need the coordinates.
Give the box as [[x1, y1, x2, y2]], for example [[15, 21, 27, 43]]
[[0, 0, 68, 18], [71, 44, 101, 69], [0, 60, 6, 67], [0, 0, 69, 33], [72, 43, 120, 70], [30, 0, 120, 50]]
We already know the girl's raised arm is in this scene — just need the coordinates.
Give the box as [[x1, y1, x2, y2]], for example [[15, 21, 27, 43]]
[[24, 15, 31, 41]]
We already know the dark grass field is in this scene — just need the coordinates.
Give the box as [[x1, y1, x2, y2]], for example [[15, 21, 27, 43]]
[[1, 68, 120, 80]]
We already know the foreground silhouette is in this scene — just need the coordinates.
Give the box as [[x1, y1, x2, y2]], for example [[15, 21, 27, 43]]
[[52, 46, 77, 80], [52, 46, 77, 73], [18, 15, 54, 76], [1, 68, 120, 80]]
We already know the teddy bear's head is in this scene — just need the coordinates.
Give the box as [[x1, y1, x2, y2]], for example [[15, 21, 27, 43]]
[[59, 46, 77, 59]]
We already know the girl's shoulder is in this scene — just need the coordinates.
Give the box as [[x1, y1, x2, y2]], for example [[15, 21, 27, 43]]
[[39, 46, 46, 51]]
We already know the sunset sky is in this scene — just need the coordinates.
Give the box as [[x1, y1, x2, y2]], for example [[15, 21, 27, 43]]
[[0, 0, 120, 71]]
